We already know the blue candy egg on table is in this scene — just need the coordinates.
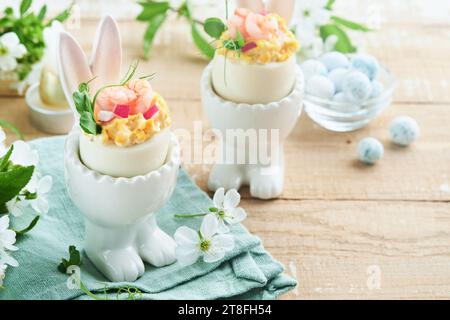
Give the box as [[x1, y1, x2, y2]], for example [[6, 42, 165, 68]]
[[330, 92, 360, 113], [389, 116, 420, 146], [306, 75, 335, 99], [328, 68, 349, 92], [351, 54, 380, 81], [370, 80, 384, 99], [342, 71, 372, 103], [358, 137, 384, 165], [301, 59, 328, 80], [320, 52, 350, 71]]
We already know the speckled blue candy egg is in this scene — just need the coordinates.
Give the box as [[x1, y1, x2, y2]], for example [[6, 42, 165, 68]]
[[306, 75, 335, 99], [342, 71, 372, 102], [320, 52, 350, 71], [330, 93, 360, 113], [389, 116, 420, 146], [301, 59, 328, 80], [351, 54, 380, 81], [358, 137, 384, 164], [370, 80, 384, 99], [328, 68, 349, 92]]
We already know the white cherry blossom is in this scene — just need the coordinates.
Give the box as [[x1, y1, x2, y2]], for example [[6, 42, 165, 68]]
[[174, 214, 235, 266], [0, 32, 27, 72], [211, 188, 247, 233], [28, 175, 53, 214]]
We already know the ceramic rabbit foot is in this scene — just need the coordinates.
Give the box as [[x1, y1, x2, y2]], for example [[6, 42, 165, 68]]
[[87, 249, 144, 283], [84, 218, 145, 282], [208, 164, 245, 191], [248, 162, 284, 200], [201, 63, 304, 200], [208, 151, 284, 200], [137, 215, 176, 267]]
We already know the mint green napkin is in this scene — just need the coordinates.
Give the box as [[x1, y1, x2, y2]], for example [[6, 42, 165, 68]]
[[0, 136, 296, 300]]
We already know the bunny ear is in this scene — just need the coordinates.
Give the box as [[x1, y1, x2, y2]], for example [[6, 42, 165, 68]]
[[57, 31, 93, 121], [236, 0, 264, 12], [90, 15, 122, 90], [266, 0, 296, 23]]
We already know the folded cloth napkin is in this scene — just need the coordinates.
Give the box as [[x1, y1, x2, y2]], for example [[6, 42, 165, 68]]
[[0, 136, 296, 300]]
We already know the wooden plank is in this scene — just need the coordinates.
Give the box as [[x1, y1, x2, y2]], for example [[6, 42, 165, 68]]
[[171, 100, 450, 202], [1, 96, 449, 202], [243, 199, 450, 299]]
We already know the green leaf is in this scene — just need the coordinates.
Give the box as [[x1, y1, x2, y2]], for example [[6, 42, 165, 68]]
[[58, 245, 82, 273], [235, 30, 245, 48], [37, 5, 47, 20], [20, 0, 32, 16], [0, 165, 34, 205], [137, 1, 170, 21], [191, 23, 215, 59], [204, 17, 226, 39], [142, 13, 167, 59], [0, 145, 13, 172], [331, 16, 372, 32], [14, 215, 40, 237], [177, 1, 191, 19], [320, 24, 356, 53], [79, 112, 99, 135], [0, 119, 23, 140], [72, 91, 91, 114], [325, 0, 335, 10], [47, 5, 72, 25]]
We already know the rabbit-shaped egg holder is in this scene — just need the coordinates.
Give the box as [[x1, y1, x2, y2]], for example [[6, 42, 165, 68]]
[[59, 16, 180, 282], [202, 0, 304, 199]]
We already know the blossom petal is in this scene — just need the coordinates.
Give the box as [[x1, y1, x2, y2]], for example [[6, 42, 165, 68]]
[[0, 55, 17, 72], [0, 229, 17, 249], [0, 215, 9, 231], [38, 175, 53, 194], [200, 214, 219, 240], [223, 189, 240, 210], [0, 32, 20, 48], [1, 255, 18, 267], [203, 247, 225, 264], [175, 245, 201, 266], [0, 128, 5, 144], [36, 197, 49, 214], [9, 44, 26, 59], [217, 219, 230, 234], [211, 234, 235, 252], [174, 226, 199, 246], [224, 207, 247, 225], [10, 141, 39, 166], [212, 187, 225, 208], [6, 199, 26, 217]]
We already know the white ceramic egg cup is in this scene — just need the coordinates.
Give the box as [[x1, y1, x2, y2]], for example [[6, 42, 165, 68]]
[[201, 63, 304, 199], [65, 129, 180, 282], [58, 15, 179, 282]]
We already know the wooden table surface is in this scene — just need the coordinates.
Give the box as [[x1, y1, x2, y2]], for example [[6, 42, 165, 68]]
[[1, 0, 450, 299]]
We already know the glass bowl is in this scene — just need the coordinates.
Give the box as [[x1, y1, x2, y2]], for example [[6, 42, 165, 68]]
[[303, 65, 396, 132]]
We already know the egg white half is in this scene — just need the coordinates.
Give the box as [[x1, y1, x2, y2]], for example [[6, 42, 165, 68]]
[[79, 128, 171, 178], [212, 54, 297, 104]]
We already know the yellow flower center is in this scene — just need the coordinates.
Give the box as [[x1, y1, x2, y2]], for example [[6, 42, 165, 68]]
[[0, 45, 8, 56], [200, 239, 211, 252]]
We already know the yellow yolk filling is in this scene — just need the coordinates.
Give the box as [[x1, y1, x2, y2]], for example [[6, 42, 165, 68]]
[[100, 92, 171, 147], [216, 14, 299, 64]]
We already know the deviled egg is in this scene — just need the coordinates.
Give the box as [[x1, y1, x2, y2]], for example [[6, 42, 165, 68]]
[[75, 76, 172, 178], [211, 8, 299, 104]]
